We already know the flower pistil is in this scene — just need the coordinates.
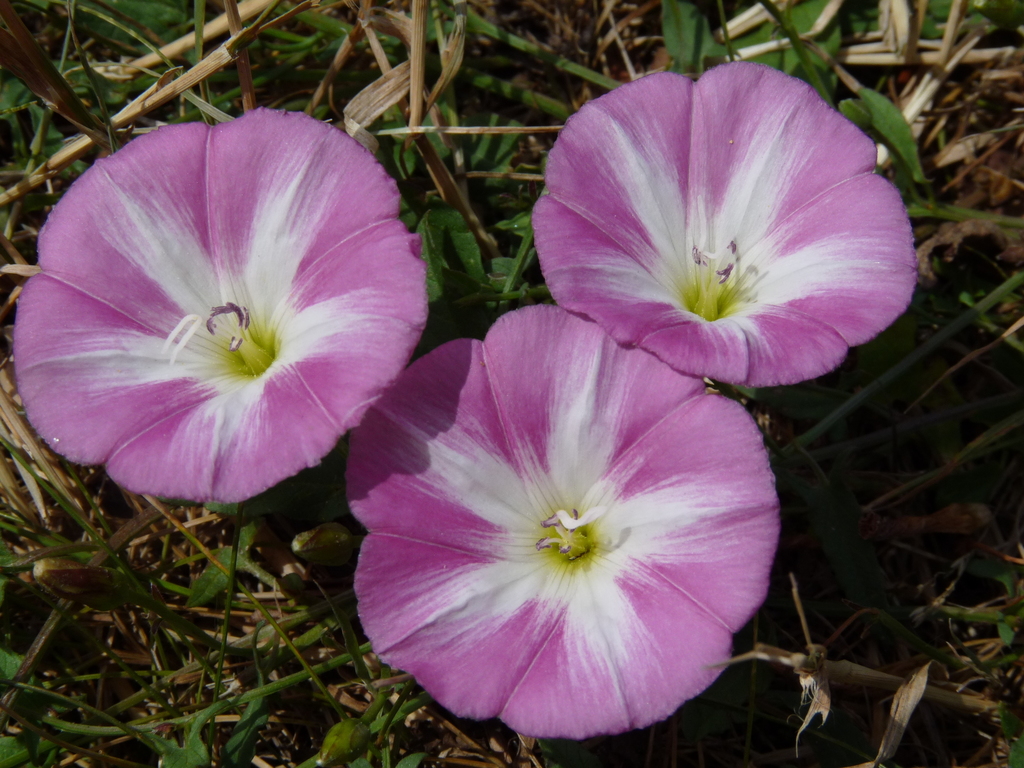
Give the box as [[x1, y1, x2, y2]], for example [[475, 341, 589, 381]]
[[535, 506, 607, 561], [681, 240, 749, 322], [163, 301, 278, 377]]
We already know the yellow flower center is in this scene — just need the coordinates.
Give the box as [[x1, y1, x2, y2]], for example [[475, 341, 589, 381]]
[[163, 302, 280, 378], [677, 242, 746, 321], [535, 506, 606, 564]]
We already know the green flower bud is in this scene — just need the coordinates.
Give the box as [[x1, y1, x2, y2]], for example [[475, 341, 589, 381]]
[[291, 523, 356, 566], [33, 557, 128, 611], [972, 0, 1024, 28], [317, 719, 371, 766]]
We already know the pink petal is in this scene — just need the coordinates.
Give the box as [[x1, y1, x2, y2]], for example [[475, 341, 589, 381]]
[[750, 173, 917, 346], [32, 121, 214, 328], [350, 306, 779, 737], [204, 109, 409, 311], [534, 62, 916, 387], [687, 62, 878, 247], [14, 276, 215, 464], [348, 338, 531, 545], [480, 306, 706, 500], [15, 109, 426, 502]]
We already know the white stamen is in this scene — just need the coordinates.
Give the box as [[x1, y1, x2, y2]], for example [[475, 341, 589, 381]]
[[162, 314, 203, 365], [554, 505, 607, 530]]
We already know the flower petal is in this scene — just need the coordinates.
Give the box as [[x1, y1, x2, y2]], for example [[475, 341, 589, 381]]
[[747, 173, 917, 346], [350, 305, 778, 737], [534, 62, 916, 386], [348, 337, 533, 541], [33, 122, 215, 328], [105, 364, 373, 502], [16, 109, 426, 502], [205, 110, 408, 312], [481, 305, 706, 506], [14, 275, 214, 464], [536, 72, 694, 279], [687, 62, 878, 249]]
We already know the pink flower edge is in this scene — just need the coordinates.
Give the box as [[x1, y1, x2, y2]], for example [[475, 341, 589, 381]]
[[349, 305, 779, 738], [533, 62, 917, 387], [15, 108, 427, 502]]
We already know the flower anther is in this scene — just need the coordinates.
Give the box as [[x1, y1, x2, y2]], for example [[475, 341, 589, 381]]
[[14, 108, 427, 503], [533, 61, 917, 386], [348, 305, 780, 739], [536, 506, 607, 560]]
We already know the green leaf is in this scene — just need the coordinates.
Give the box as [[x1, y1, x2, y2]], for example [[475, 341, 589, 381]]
[[798, 469, 888, 608], [414, 203, 492, 353], [998, 620, 1016, 646], [0, 646, 49, 722], [464, 114, 523, 174], [151, 701, 229, 768], [856, 88, 927, 184], [77, 0, 190, 49], [223, 698, 269, 768], [245, 449, 348, 522], [747, 385, 850, 421], [186, 548, 231, 608], [1002, 705, 1024, 768], [800, 700, 876, 768], [934, 462, 1003, 507], [539, 739, 602, 768], [662, 0, 723, 74], [205, 502, 239, 515], [1010, 735, 1024, 768], [417, 204, 486, 284], [966, 558, 1018, 597], [0, 739, 23, 762], [394, 754, 428, 768], [972, 0, 1024, 28], [0, 538, 14, 567], [1002, 703, 1024, 740], [838, 98, 872, 130], [150, 734, 205, 768], [682, 662, 761, 740]]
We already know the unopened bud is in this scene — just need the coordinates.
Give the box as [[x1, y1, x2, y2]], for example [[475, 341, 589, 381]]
[[317, 719, 371, 766], [33, 557, 128, 611], [291, 523, 356, 566]]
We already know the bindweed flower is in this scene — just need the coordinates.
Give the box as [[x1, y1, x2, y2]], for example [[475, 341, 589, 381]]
[[348, 305, 779, 738], [14, 109, 426, 503], [533, 62, 917, 387]]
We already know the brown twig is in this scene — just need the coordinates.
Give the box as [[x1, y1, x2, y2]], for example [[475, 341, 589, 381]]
[[940, 128, 1021, 193], [408, 0, 428, 129], [224, 0, 257, 111], [307, 23, 365, 115]]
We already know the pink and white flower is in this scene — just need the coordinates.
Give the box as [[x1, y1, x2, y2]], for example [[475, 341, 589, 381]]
[[533, 62, 917, 387], [348, 305, 779, 738], [14, 108, 426, 503]]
